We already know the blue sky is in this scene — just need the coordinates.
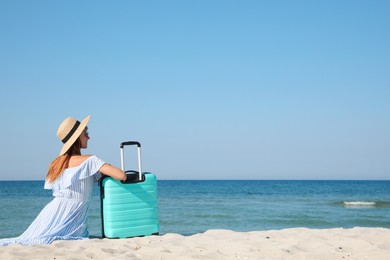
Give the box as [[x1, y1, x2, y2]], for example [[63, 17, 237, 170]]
[[0, 1, 389, 180]]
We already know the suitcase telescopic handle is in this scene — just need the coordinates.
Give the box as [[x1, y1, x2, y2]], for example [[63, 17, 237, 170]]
[[120, 141, 142, 181]]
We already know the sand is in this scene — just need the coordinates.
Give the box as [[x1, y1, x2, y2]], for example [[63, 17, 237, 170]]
[[1, 228, 390, 259]]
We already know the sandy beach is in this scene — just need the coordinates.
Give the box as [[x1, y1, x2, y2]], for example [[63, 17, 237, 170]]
[[1, 227, 390, 259]]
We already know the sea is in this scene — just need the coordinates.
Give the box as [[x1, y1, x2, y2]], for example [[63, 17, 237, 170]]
[[0, 180, 389, 239]]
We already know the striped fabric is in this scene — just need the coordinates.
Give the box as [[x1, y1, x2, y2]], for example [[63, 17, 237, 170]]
[[0, 155, 105, 246]]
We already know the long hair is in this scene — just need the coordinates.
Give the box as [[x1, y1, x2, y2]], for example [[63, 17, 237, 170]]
[[46, 138, 82, 183]]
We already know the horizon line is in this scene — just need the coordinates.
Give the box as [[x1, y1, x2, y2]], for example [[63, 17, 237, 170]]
[[1, 179, 389, 182]]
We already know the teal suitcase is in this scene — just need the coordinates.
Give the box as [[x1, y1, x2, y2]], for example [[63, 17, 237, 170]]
[[99, 141, 159, 238]]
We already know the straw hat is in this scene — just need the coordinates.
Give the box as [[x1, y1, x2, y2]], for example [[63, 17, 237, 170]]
[[57, 115, 91, 155]]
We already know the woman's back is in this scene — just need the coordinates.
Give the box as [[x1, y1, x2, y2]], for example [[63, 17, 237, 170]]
[[44, 155, 104, 201]]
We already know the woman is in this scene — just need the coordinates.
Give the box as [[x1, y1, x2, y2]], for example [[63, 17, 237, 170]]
[[0, 115, 126, 246]]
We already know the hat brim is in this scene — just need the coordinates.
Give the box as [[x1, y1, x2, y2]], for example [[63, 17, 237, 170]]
[[59, 115, 91, 156]]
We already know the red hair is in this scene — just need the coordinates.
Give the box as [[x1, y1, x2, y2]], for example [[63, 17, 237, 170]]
[[46, 139, 82, 183]]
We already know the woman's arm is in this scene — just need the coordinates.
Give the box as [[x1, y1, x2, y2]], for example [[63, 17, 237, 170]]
[[99, 163, 127, 181]]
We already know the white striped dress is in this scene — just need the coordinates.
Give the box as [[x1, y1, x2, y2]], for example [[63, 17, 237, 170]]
[[0, 155, 105, 246]]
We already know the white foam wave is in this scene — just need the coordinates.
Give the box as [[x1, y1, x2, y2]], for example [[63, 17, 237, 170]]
[[343, 201, 376, 207]]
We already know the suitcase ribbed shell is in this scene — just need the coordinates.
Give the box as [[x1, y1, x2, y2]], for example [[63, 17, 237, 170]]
[[100, 172, 159, 238]]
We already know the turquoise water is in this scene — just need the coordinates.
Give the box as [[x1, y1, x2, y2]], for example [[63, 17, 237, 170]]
[[0, 180, 389, 238]]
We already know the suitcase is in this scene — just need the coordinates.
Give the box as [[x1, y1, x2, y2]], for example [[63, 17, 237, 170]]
[[99, 141, 159, 238]]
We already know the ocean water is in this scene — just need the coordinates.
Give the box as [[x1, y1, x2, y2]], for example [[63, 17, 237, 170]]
[[0, 180, 389, 238]]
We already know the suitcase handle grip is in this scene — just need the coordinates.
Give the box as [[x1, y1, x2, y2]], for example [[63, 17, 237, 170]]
[[120, 141, 141, 148], [120, 171, 146, 184], [120, 141, 142, 181]]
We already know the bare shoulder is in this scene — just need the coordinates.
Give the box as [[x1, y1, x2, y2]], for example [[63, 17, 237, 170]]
[[68, 154, 93, 168]]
